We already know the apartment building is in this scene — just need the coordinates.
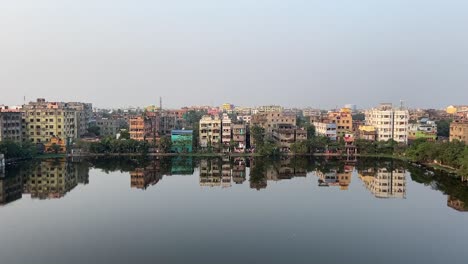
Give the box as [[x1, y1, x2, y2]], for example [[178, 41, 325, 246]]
[[66, 102, 93, 137], [357, 125, 377, 141], [199, 115, 221, 150], [95, 118, 120, 137], [0, 108, 23, 143], [129, 116, 145, 141], [365, 103, 409, 144], [22, 99, 80, 144], [221, 113, 232, 151], [272, 124, 307, 152], [232, 124, 247, 153], [328, 108, 353, 137], [313, 121, 337, 141], [450, 120, 468, 143]]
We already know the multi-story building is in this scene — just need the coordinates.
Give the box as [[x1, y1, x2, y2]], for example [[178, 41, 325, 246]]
[[22, 99, 79, 145], [0, 108, 23, 143], [199, 115, 221, 150], [232, 158, 246, 184], [272, 124, 307, 152], [129, 116, 145, 141], [328, 108, 353, 137], [408, 118, 437, 142], [450, 120, 468, 143], [313, 121, 337, 141], [365, 103, 409, 144], [66, 102, 93, 138], [95, 118, 120, 137], [221, 114, 232, 152], [232, 124, 247, 153]]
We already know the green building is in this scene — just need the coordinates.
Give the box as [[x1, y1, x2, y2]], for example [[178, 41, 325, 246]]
[[171, 130, 193, 153]]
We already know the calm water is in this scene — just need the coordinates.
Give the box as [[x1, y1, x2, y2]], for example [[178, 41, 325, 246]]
[[1, 156, 468, 264]]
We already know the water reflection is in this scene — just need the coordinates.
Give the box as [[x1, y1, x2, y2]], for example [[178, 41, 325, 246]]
[[1, 157, 467, 212]]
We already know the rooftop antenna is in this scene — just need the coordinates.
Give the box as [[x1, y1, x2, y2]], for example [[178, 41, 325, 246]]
[[400, 100, 404, 109], [160, 96, 162, 111]]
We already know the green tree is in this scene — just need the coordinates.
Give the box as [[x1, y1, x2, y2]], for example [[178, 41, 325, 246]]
[[87, 126, 101, 136], [119, 130, 130, 140], [159, 136, 173, 153], [436, 119, 451, 138]]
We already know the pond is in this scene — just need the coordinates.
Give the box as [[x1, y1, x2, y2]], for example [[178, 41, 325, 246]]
[[1, 156, 467, 264]]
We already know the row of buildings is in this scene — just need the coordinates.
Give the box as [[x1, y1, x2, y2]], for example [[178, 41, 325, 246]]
[[0, 99, 93, 152]]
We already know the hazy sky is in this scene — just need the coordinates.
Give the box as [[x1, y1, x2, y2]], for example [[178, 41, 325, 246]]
[[1, 0, 467, 109]]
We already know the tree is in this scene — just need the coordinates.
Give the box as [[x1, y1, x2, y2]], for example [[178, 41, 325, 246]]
[[290, 141, 308, 154], [87, 126, 101, 136], [159, 136, 173, 153], [120, 130, 130, 140], [436, 119, 451, 137], [250, 125, 265, 149], [51, 143, 61, 154]]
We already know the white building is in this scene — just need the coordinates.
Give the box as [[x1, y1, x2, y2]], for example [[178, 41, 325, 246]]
[[199, 115, 221, 149], [221, 113, 232, 151], [313, 121, 337, 141], [365, 103, 409, 144]]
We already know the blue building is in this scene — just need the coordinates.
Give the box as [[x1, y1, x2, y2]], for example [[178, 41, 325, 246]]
[[171, 130, 193, 153]]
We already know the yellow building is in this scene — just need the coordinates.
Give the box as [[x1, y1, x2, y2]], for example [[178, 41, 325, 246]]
[[328, 108, 353, 138], [22, 99, 78, 145], [450, 120, 468, 143]]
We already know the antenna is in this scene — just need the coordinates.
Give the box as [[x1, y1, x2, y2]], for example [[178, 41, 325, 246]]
[[160, 97, 162, 111]]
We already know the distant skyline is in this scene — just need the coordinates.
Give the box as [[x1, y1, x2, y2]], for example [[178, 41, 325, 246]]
[[1, 0, 467, 109]]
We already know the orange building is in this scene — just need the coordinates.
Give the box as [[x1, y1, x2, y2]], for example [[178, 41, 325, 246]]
[[44, 136, 66, 153], [129, 116, 145, 141], [328, 108, 353, 137]]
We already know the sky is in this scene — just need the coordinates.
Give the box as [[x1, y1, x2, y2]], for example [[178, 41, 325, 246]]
[[0, 0, 467, 109]]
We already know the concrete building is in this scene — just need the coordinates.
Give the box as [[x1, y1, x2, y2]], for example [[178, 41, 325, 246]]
[[221, 113, 232, 152], [65, 102, 93, 138], [0, 108, 23, 143], [328, 108, 353, 138], [22, 99, 80, 145], [199, 115, 221, 150], [129, 116, 145, 141], [236, 115, 252, 124], [365, 103, 409, 144], [450, 120, 468, 143], [232, 123, 247, 153], [272, 124, 307, 152], [95, 118, 120, 137], [313, 121, 337, 141]]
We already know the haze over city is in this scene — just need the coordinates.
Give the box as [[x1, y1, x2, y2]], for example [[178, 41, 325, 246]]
[[1, 0, 467, 109]]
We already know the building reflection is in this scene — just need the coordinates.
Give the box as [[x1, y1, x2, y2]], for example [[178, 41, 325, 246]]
[[232, 158, 246, 184], [315, 164, 353, 190], [22, 159, 89, 200], [130, 159, 165, 190], [358, 163, 406, 199], [1, 160, 89, 205], [249, 157, 309, 190], [199, 159, 222, 187], [447, 196, 468, 212], [0, 172, 23, 205]]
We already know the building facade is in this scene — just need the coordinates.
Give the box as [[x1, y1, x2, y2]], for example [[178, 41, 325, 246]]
[[328, 108, 353, 138], [450, 120, 468, 143], [171, 130, 193, 153], [365, 103, 409, 144], [0, 109, 23, 143], [199, 115, 221, 150], [313, 121, 337, 141]]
